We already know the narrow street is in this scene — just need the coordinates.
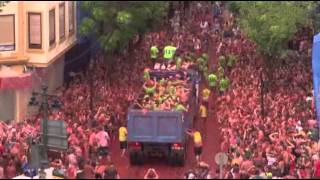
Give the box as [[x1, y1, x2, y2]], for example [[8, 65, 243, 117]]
[[1, 2, 318, 180], [110, 36, 221, 179]]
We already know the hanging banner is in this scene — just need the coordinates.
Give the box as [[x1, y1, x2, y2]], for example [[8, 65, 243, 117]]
[[312, 33, 320, 124]]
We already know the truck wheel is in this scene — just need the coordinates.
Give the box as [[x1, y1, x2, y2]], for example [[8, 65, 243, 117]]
[[177, 151, 185, 166], [169, 150, 185, 166], [168, 153, 177, 166], [129, 151, 144, 165], [129, 152, 137, 165]]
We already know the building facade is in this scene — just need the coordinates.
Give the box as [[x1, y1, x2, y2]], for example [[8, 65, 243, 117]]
[[0, 1, 77, 122]]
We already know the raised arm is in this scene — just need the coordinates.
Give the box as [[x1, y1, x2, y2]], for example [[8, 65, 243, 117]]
[[185, 129, 193, 136]]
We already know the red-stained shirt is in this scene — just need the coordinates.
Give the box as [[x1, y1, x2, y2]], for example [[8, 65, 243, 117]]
[[0, 144, 4, 155], [83, 164, 95, 179], [10, 144, 19, 156], [68, 134, 79, 145], [95, 165, 106, 175], [68, 153, 77, 166], [315, 160, 320, 177], [67, 165, 77, 179], [5, 164, 16, 179], [241, 160, 253, 172], [99, 115, 107, 125], [67, 127, 73, 135], [89, 133, 96, 146], [258, 130, 264, 141]]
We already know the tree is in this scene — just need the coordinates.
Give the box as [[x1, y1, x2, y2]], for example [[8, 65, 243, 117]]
[[239, 2, 313, 57], [309, 2, 320, 33], [79, 1, 169, 53], [0, 1, 9, 12], [227, 2, 316, 120], [228, 1, 315, 66]]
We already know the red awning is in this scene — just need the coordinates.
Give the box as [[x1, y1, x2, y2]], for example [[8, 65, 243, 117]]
[[0, 73, 33, 90]]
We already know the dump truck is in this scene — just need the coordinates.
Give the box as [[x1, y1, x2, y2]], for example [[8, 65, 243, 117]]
[[127, 69, 199, 166]]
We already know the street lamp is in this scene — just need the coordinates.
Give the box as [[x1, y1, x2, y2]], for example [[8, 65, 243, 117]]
[[260, 72, 265, 121], [28, 85, 62, 177]]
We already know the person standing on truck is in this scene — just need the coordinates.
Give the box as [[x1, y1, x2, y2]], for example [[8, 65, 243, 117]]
[[175, 103, 188, 112], [163, 43, 177, 69], [143, 80, 157, 97], [118, 125, 128, 157], [144, 68, 151, 81], [176, 56, 183, 70], [186, 129, 203, 164], [150, 45, 159, 68]]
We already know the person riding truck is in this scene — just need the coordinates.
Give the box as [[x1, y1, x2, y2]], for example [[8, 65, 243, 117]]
[[143, 80, 157, 96], [150, 45, 159, 68], [176, 56, 183, 70], [144, 68, 151, 81], [163, 43, 177, 69]]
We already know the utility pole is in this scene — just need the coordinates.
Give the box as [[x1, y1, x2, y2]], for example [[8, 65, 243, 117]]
[[89, 59, 94, 112], [29, 85, 62, 176], [42, 87, 49, 167], [260, 71, 265, 121]]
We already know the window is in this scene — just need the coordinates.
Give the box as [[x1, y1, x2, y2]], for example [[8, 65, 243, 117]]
[[59, 2, 65, 40], [0, 15, 15, 51], [49, 9, 56, 46], [68, 1, 75, 33], [28, 13, 42, 49]]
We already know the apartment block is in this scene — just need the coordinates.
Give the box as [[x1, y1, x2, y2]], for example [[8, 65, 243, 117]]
[[0, 1, 77, 121]]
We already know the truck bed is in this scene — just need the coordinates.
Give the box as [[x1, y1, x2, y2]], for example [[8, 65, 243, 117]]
[[127, 69, 198, 144]]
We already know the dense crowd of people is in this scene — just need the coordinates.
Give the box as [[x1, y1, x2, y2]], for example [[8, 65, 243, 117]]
[[0, 1, 318, 179], [215, 6, 320, 179], [0, 1, 214, 179]]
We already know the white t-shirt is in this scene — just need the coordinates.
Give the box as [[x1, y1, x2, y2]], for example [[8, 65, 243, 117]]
[[200, 21, 208, 29], [96, 131, 110, 147], [68, 153, 77, 166], [312, 154, 319, 161], [267, 156, 276, 166]]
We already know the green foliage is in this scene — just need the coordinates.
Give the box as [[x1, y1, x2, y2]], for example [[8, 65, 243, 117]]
[[225, 1, 241, 15], [79, 17, 96, 36], [0, 1, 9, 12], [80, 1, 169, 53], [229, 1, 315, 58], [309, 3, 320, 33], [310, 11, 320, 33]]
